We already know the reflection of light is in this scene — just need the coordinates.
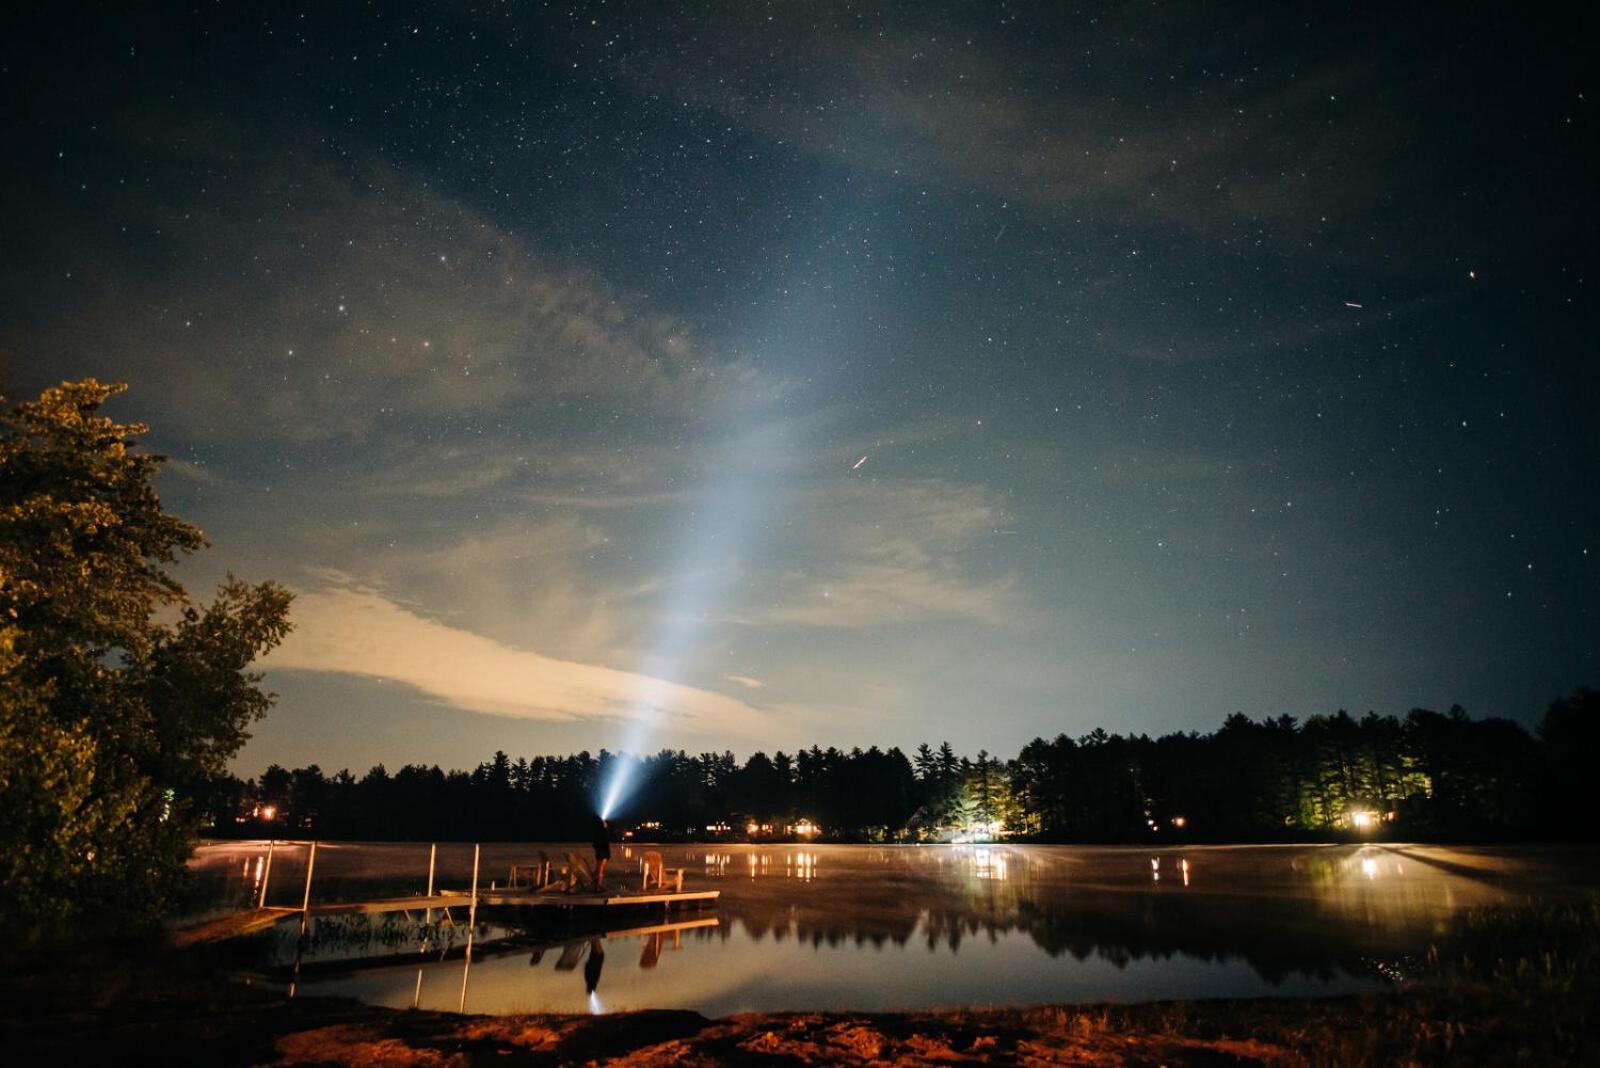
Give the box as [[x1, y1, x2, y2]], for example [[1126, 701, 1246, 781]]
[[787, 851, 816, 881], [587, 990, 604, 1015], [1180, 858, 1190, 887], [1151, 856, 1160, 882], [1361, 857, 1378, 879], [972, 848, 1007, 880]]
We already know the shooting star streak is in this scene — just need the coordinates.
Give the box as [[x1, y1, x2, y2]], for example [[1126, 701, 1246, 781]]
[[1344, 302, 1363, 309], [851, 455, 868, 471]]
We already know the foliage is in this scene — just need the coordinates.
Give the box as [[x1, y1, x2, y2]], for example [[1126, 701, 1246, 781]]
[[0, 380, 291, 933], [1539, 686, 1600, 838], [215, 688, 1590, 844]]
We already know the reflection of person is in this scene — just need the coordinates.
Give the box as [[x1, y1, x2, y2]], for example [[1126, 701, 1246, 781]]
[[591, 817, 612, 891], [583, 938, 606, 994]]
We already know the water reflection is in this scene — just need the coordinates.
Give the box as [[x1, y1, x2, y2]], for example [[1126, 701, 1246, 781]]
[[189, 842, 1599, 1016], [786, 851, 817, 881], [583, 939, 605, 994], [971, 848, 1006, 881]]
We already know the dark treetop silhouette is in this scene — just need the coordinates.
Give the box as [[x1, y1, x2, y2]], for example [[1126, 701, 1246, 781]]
[[210, 688, 1595, 844]]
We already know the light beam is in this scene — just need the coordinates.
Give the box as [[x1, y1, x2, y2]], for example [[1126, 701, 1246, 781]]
[[598, 414, 791, 819]]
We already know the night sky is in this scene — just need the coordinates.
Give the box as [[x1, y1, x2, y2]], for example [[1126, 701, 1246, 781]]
[[3, 3, 1595, 774]]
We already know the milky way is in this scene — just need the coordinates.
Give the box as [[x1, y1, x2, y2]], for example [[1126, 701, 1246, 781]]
[[2, 4, 1593, 773]]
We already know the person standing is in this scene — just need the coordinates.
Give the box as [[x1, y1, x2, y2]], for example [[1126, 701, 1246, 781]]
[[591, 816, 611, 892]]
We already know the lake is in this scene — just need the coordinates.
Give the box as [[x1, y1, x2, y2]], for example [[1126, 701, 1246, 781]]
[[185, 841, 1598, 1017]]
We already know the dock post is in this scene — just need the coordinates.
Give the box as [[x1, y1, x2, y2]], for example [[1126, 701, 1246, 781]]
[[459, 843, 480, 1014], [257, 839, 275, 909], [297, 840, 318, 941], [425, 842, 437, 925]]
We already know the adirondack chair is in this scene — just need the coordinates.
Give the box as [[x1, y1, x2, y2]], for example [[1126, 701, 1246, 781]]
[[566, 850, 607, 892], [529, 851, 566, 893], [640, 851, 665, 890], [509, 852, 548, 889]]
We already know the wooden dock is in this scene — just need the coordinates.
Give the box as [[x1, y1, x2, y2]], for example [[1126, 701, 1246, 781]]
[[174, 840, 717, 946]]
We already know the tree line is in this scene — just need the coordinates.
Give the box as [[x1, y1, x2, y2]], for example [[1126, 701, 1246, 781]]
[[209, 688, 1598, 844]]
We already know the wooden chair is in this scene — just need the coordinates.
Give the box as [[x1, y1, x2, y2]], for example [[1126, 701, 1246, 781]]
[[562, 850, 594, 892], [640, 851, 665, 890], [509, 859, 546, 889]]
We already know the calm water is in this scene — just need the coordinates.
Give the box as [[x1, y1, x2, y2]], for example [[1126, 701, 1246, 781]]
[[186, 841, 1598, 1016]]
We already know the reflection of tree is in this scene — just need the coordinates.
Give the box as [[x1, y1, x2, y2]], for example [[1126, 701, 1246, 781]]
[[708, 847, 1450, 983]]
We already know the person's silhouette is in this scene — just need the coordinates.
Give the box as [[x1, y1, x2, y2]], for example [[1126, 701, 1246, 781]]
[[583, 938, 606, 994], [591, 817, 612, 891]]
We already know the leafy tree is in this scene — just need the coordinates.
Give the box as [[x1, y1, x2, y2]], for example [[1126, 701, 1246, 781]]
[[0, 380, 291, 932], [1538, 687, 1600, 838]]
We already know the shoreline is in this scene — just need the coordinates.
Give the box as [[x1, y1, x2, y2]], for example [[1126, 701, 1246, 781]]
[[9, 896, 1595, 1064], [2, 948, 1591, 1066]]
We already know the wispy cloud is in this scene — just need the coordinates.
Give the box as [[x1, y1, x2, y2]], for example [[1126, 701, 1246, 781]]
[[598, 4, 1505, 288], [615, 8, 1371, 236], [5, 122, 756, 442], [750, 480, 1020, 628], [265, 584, 775, 738]]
